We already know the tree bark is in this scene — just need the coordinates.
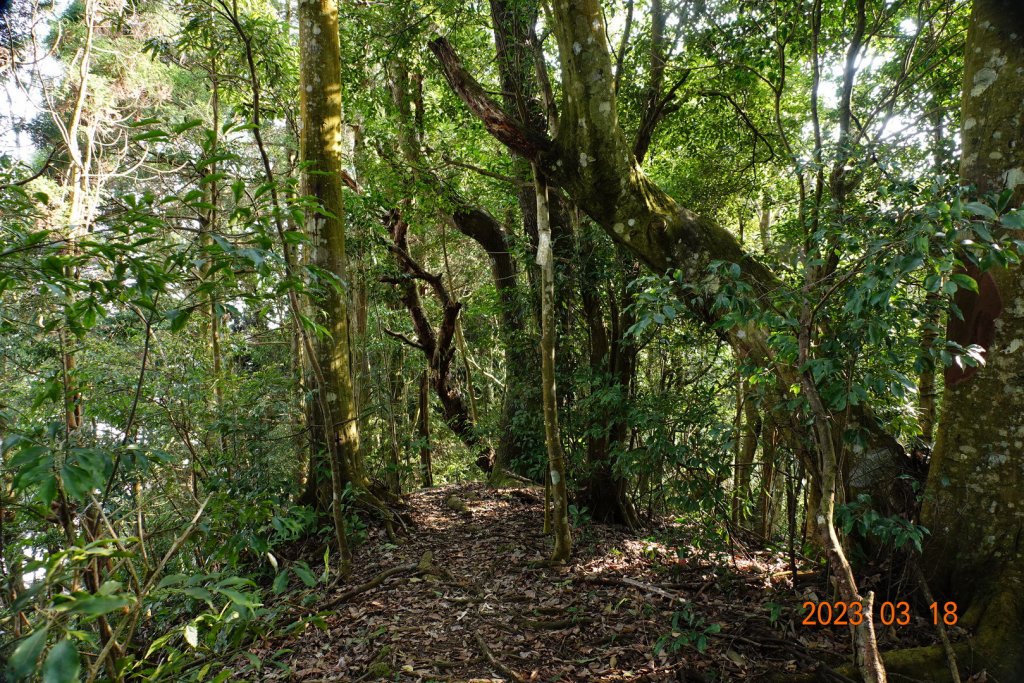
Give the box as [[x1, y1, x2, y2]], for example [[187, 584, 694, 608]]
[[577, 231, 640, 527], [920, 2, 1024, 679], [385, 344, 405, 495], [383, 212, 496, 471], [298, 0, 355, 572], [535, 166, 571, 562], [732, 388, 761, 528], [487, 0, 552, 479], [418, 370, 433, 488], [447, 208, 543, 481], [757, 418, 780, 543]]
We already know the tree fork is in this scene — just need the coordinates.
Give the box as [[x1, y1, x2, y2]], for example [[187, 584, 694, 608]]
[[382, 211, 496, 472]]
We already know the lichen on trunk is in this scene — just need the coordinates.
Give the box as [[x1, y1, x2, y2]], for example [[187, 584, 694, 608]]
[[919, 1, 1024, 679]]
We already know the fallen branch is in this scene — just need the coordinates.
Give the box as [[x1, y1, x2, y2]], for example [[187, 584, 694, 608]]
[[912, 563, 962, 683], [474, 632, 526, 683], [515, 615, 594, 629], [580, 575, 680, 603], [322, 551, 435, 609]]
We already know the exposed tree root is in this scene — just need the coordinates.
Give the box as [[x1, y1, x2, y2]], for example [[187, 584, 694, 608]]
[[474, 632, 526, 682], [322, 551, 436, 609], [515, 615, 594, 629], [768, 643, 976, 683]]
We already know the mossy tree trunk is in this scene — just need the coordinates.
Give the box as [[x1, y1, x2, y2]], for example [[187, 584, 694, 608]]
[[578, 233, 641, 528], [298, 0, 356, 572], [919, 2, 1024, 679], [486, 0, 552, 481], [732, 386, 761, 529]]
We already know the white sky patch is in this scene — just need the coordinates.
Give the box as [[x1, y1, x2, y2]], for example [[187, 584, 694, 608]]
[[1, 0, 71, 161]]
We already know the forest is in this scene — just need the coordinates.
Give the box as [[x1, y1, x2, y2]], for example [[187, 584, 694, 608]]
[[1, 0, 1022, 679]]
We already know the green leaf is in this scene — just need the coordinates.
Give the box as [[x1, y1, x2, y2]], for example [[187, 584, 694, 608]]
[[71, 594, 132, 617], [132, 129, 169, 142], [165, 308, 192, 332], [42, 640, 81, 683], [157, 573, 188, 589], [272, 570, 289, 595], [172, 119, 204, 134], [7, 626, 48, 681], [293, 562, 317, 587], [964, 201, 996, 220], [61, 464, 99, 501], [214, 587, 261, 608], [951, 273, 979, 293], [177, 586, 214, 605], [38, 474, 58, 506], [1002, 211, 1024, 229]]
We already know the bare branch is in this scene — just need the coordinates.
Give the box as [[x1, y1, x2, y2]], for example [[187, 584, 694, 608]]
[[428, 35, 551, 159]]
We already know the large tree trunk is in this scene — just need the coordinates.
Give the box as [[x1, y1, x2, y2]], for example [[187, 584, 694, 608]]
[[386, 62, 542, 481], [298, 0, 356, 571], [447, 208, 543, 481], [577, 232, 641, 527], [918, 2, 1024, 679], [486, 0, 552, 480]]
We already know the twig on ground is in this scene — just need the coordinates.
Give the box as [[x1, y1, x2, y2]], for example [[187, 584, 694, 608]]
[[474, 632, 526, 682], [321, 551, 436, 609], [912, 563, 962, 683]]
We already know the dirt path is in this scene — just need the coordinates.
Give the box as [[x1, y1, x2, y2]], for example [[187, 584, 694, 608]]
[[256, 483, 906, 682]]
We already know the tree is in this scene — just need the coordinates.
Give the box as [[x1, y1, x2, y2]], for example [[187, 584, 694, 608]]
[[297, 0, 355, 573], [915, 1, 1024, 679], [534, 167, 572, 562]]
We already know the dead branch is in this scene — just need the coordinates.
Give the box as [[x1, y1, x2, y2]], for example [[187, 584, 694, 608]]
[[474, 632, 527, 682], [322, 551, 436, 610]]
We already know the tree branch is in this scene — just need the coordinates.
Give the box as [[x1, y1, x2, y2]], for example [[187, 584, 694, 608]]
[[428, 35, 551, 159]]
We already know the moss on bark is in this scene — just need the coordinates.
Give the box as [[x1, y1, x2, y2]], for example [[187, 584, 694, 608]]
[[917, 1, 1024, 679]]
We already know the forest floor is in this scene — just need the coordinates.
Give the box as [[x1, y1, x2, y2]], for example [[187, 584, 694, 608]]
[[259, 483, 936, 682]]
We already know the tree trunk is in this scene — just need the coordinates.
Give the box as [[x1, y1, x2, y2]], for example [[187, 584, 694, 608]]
[[383, 212, 496, 471], [918, 2, 1024, 679], [446, 209, 542, 482], [486, 0, 553, 480], [733, 388, 761, 529], [385, 345, 405, 495], [577, 233, 640, 527], [534, 166, 571, 562], [386, 61, 542, 482], [798, 292, 887, 682], [757, 418, 780, 543], [418, 370, 433, 488], [298, 0, 355, 573]]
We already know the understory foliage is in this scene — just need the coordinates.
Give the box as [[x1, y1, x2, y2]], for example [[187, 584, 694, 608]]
[[1, 0, 1021, 679]]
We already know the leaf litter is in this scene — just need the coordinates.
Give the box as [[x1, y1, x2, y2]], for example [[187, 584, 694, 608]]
[[254, 483, 938, 682]]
